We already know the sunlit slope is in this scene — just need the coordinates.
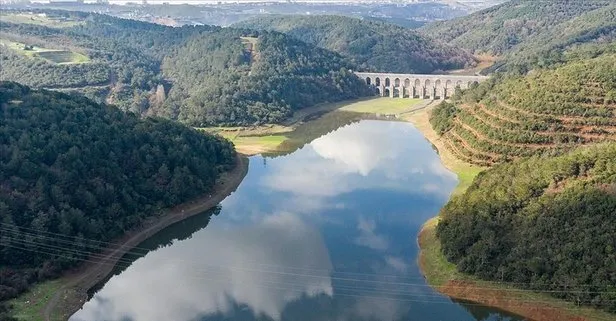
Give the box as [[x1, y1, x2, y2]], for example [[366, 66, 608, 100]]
[[430, 53, 616, 166], [420, 0, 612, 55], [234, 15, 476, 73]]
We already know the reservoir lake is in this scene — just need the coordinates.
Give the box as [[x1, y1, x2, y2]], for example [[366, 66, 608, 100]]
[[70, 119, 524, 321]]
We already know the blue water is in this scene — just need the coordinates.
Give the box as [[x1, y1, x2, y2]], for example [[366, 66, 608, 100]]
[[71, 120, 524, 321]]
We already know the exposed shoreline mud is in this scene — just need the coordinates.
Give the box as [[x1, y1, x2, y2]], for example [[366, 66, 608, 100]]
[[42, 155, 249, 321]]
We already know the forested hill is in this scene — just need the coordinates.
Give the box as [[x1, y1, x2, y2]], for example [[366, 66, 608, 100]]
[[420, 0, 613, 55], [0, 10, 371, 125], [0, 82, 236, 309], [234, 15, 476, 74], [437, 142, 616, 313], [429, 48, 616, 166], [158, 29, 373, 126]]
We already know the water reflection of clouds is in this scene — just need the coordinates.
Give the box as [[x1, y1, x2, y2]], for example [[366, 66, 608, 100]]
[[71, 213, 332, 321], [70, 120, 484, 321], [262, 121, 457, 204], [354, 217, 389, 250]]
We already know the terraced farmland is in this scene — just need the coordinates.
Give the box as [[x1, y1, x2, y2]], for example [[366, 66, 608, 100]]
[[431, 53, 616, 166]]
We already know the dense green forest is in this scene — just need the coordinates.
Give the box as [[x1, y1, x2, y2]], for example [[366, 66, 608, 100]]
[[234, 15, 476, 74], [0, 9, 375, 125], [0, 82, 236, 314], [420, 1, 616, 72], [429, 51, 616, 166], [436, 143, 616, 313], [159, 29, 373, 126]]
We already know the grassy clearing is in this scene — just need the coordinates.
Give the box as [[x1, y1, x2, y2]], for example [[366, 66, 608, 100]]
[[228, 135, 288, 155], [0, 12, 81, 28], [8, 279, 63, 321], [36, 51, 89, 64], [199, 125, 292, 155], [340, 98, 423, 114], [0, 39, 90, 64]]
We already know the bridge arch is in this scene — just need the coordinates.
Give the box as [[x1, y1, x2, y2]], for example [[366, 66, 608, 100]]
[[424, 80, 432, 99], [352, 72, 489, 100], [414, 79, 421, 98], [445, 80, 452, 98]]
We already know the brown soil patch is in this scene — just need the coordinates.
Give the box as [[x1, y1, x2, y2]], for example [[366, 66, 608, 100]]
[[443, 132, 492, 166], [448, 130, 500, 161], [454, 119, 555, 149], [440, 280, 590, 321], [496, 100, 616, 136], [467, 105, 611, 143]]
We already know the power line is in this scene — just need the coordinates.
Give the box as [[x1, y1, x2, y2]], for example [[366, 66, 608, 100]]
[[2, 223, 614, 289], [4, 241, 616, 313], [3, 237, 616, 298]]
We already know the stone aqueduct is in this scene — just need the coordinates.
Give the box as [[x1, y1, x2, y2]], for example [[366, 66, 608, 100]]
[[354, 72, 489, 100]]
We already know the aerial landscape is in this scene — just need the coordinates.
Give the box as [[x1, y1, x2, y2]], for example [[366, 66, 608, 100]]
[[0, 0, 615, 321]]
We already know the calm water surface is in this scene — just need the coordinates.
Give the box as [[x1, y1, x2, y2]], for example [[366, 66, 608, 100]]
[[71, 120, 524, 321]]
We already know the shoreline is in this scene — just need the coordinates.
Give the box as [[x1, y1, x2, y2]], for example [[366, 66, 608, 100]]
[[36, 154, 249, 321], [405, 108, 614, 321], [20, 98, 613, 321]]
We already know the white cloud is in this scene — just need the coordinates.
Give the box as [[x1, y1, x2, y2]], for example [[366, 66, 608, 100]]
[[354, 217, 389, 251], [71, 213, 332, 321]]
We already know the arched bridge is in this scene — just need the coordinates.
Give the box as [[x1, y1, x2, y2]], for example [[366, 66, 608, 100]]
[[355, 72, 489, 100]]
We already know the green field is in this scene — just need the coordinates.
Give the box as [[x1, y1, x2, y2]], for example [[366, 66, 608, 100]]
[[8, 279, 63, 321], [0, 12, 82, 28], [340, 98, 423, 114], [201, 98, 428, 155], [0, 39, 90, 64]]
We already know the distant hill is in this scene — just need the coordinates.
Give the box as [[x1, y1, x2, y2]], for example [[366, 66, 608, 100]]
[[0, 10, 212, 114], [0, 10, 371, 126], [420, 0, 613, 57], [234, 15, 476, 74], [501, 4, 616, 72], [429, 50, 616, 166]]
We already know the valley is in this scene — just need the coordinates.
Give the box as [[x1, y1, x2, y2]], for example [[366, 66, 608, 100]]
[[1, 1, 616, 321]]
